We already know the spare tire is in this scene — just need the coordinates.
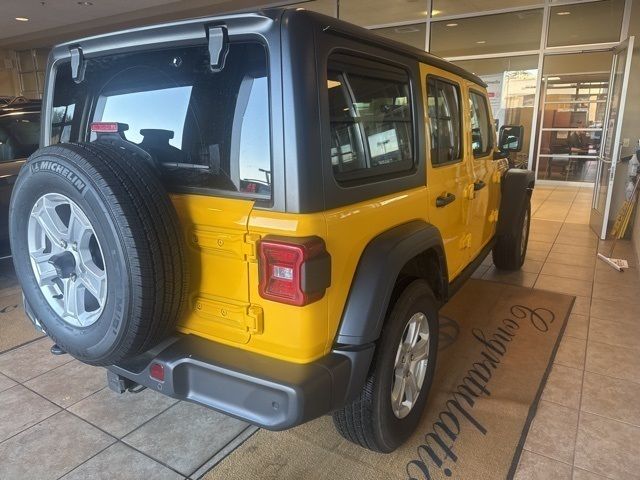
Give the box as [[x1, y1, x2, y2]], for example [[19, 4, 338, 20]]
[[9, 142, 188, 366]]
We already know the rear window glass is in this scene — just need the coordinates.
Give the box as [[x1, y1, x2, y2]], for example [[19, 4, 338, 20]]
[[0, 112, 40, 163], [50, 43, 272, 199], [327, 55, 414, 184]]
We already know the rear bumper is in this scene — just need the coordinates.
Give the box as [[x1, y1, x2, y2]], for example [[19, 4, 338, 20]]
[[108, 334, 374, 430]]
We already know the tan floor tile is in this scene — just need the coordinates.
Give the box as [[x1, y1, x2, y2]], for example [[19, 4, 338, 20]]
[[25, 360, 107, 408], [581, 372, 640, 427], [529, 232, 559, 244], [554, 336, 586, 370], [528, 240, 553, 253], [540, 262, 594, 282], [546, 251, 595, 268], [534, 275, 592, 298], [0, 338, 73, 382], [590, 297, 636, 325], [572, 468, 609, 480], [521, 259, 544, 274], [482, 267, 538, 288], [586, 341, 640, 383], [571, 296, 591, 316], [524, 400, 578, 464], [0, 372, 16, 393], [594, 262, 640, 286], [514, 450, 572, 480], [541, 364, 583, 409], [526, 249, 550, 262], [60, 443, 182, 480], [0, 385, 61, 442], [0, 411, 114, 480], [565, 314, 588, 340], [530, 219, 563, 233], [123, 401, 247, 476], [592, 282, 640, 307], [588, 317, 640, 351], [68, 387, 178, 438], [575, 412, 640, 479], [555, 232, 598, 248], [551, 243, 597, 256]]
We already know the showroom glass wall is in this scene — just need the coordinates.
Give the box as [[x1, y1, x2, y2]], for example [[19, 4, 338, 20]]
[[283, 0, 634, 185]]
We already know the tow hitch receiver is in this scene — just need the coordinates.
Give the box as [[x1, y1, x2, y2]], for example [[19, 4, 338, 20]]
[[106, 370, 142, 394]]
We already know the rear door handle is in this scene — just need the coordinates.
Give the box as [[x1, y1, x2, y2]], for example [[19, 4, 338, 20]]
[[473, 180, 486, 191], [436, 193, 456, 208]]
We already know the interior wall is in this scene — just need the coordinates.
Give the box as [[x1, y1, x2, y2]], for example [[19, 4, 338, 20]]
[[0, 49, 19, 97], [623, 0, 640, 264]]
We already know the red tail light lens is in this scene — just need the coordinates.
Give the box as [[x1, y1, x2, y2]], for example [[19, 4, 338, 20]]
[[90, 122, 120, 133], [258, 236, 331, 306]]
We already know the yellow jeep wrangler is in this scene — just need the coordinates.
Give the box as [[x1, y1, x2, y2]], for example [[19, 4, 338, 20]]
[[10, 9, 533, 452]]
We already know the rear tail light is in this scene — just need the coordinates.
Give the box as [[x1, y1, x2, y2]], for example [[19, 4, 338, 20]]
[[258, 236, 331, 306], [90, 122, 129, 134]]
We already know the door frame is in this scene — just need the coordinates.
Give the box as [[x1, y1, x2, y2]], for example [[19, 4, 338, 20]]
[[590, 36, 635, 239]]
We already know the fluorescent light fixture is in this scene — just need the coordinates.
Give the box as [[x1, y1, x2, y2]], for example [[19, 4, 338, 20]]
[[547, 76, 561, 81], [431, 9, 441, 16], [446, 23, 458, 27], [476, 40, 486, 44], [556, 11, 571, 15], [15, 17, 29, 22]]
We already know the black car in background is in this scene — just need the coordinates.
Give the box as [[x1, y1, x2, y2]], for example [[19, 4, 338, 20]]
[[0, 97, 41, 258]]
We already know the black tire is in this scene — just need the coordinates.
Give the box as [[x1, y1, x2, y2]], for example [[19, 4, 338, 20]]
[[492, 195, 531, 271], [332, 279, 439, 453], [9, 143, 188, 365]]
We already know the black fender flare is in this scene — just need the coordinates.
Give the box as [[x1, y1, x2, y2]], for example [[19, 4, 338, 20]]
[[496, 169, 535, 237], [335, 221, 446, 346]]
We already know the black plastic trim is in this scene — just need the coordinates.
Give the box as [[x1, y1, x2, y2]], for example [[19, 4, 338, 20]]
[[497, 169, 535, 236], [336, 221, 446, 345], [107, 334, 375, 430]]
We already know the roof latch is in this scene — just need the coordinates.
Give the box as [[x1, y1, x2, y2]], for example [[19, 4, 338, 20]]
[[207, 25, 229, 72], [69, 46, 86, 84]]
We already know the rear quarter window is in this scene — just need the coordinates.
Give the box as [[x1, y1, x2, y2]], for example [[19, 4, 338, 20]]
[[327, 54, 415, 185]]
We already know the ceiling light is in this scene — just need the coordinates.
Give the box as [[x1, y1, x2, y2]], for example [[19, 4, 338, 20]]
[[77, 1, 93, 4], [15, 17, 29, 22], [476, 40, 486, 44], [431, 9, 441, 16], [446, 23, 458, 27], [547, 76, 561, 81], [556, 11, 571, 15]]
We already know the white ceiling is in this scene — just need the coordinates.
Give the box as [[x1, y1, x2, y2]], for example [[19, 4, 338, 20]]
[[0, 0, 264, 49], [0, 0, 182, 40]]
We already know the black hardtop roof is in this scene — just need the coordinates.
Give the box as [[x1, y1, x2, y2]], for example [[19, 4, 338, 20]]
[[54, 7, 485, 88], [282, 8, 486, 88]]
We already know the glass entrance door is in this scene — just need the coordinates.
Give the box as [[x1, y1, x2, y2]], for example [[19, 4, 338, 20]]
[[590, 37, 635, 239]]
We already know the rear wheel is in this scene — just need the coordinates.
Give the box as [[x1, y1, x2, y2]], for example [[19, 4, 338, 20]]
[[332, 279, 439, 452], [492, 196, 531, 271]]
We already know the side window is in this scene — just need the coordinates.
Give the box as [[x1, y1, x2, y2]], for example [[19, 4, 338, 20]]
[[328, 55, 414, 184], [427, 77, 462, 166], [469, 91, 493, 157]]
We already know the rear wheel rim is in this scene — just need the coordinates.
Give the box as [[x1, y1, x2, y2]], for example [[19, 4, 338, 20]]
[[27, 193, 107, 328], [391, 312, 431, 419]]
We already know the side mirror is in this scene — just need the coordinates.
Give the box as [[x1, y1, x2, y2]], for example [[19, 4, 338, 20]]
[[498, 125, 524, 153]]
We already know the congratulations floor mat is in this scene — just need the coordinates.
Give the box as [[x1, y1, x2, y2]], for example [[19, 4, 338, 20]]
[[204, 279, 574, 480]]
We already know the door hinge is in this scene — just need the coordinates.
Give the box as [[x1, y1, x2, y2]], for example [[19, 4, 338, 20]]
[[492, 170, 502, 184], [242, 233, 260, 262], [488, 209, 499, 223], [246, 305, 264, 334]]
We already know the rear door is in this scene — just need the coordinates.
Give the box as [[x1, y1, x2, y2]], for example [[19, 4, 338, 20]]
[[422, 66, 472, 279], [466, 87, 497, 256]]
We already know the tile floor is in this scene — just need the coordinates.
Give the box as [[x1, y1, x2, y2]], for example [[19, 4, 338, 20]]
[[0, 184, 638, 480]]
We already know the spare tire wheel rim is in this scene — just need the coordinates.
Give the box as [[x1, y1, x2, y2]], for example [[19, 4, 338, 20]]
[[27, 193, 107, 327], [391, 312, 430, 419]]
